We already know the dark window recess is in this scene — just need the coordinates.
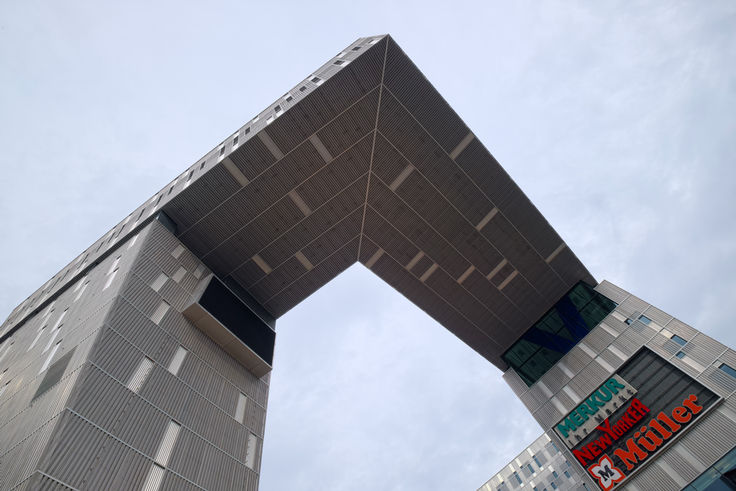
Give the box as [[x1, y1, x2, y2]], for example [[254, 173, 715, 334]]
[[274, 105, 281, 112], [334, 60, 344, 65], [299, 86, 307, 92], [245, 127, 251, 134], [502, 281, 617, 386], [219, 147, 225, 156], [638, 314, 652, 325], [625, 318, 633, 325], [198, 277, 275, 365], [513, 471, 522, 484], [310, 77, 320, 83], [285, 95, 293, 102], [671, 334, 687, 346], [720, 363, 736, 378], [352, 46, 361, 51], [676, 351, 686, 359], [550, 483, 557, 490], [33, 348, 75, 401], [233, 135, 239, 145]]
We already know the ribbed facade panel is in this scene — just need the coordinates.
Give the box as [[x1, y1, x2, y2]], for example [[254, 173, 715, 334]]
[[502, 284, 736, 491]]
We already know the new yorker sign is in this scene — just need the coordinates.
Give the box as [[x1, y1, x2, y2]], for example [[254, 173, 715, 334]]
[[555, 348, 719, 491]]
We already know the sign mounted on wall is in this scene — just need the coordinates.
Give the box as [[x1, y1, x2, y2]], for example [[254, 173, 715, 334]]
[[557, 348, 719, 491]]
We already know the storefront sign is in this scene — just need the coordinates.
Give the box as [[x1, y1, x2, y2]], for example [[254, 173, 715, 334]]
[[555, 375, 637, 448], [558, 348, 719, 491]]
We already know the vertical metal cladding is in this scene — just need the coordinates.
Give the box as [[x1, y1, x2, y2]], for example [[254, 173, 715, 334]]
[[499, 280, 736, 491], [0, 231, 142, 488], [0, 220, 270, 489]]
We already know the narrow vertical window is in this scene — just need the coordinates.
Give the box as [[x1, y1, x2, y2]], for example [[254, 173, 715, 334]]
[[103, 269, 118, 290], [151, 301, 170, 325], [40, 342, 61, 373], [154, 420, 181, 466], [127, 357, 154, 393], [172, 244, 185, 259], [245, 432, 258, 470], [167, 346, 187, 376], [172, 266, 186, 283], [235, 393, 247, 423], [28, 326, 46, 351], [141, 464, 165, 491], [74, 280, 89, 302], [151, 273, 168, 292]]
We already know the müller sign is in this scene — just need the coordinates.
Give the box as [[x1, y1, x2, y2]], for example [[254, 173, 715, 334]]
[[554, 366, 713, 491]]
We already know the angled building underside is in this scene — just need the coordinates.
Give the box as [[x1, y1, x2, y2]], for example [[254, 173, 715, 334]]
[[1, 35, 734, 491]]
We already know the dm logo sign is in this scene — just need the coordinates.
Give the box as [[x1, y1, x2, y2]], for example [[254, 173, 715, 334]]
[[558, 348, 719, 491]]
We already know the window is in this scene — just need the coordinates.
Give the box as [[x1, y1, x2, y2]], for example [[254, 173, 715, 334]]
[[245, 433, 258, 470], [310, 76, 320, 83], [219, 146, 225, 156], [151, 273, 168, 292], [683, 445, 736, 490], [527, 463, 534, 474], [172, 266, 187, 283], [168, 346, 187, 376], [638, 314, 652, 325], [671, 334, 687, 346], [513, 472, 522, 484], [552, 471, 558, 478], [154, 420, 181, 466], [625, 318, 633, 325], [299, 86, 307, 92], [285, 94, 293, 102], [245, 127, 251, 134], [142, 464, 165, 491], [334, 60, 344, 65], [719, 363, 736, 378], [127, 357, 154, 393], [233, 135, 239, 146], [676, 351, 686, 359], [352, 46, 361, 51], [103, 269, 117, 290], [151, 301, 170, 325], [550, 483, 557, 490], [274, 105, 281, 113], [533, 455, 542, 467], [564, 471, 570, 479], [235, 392, 247, 423], [172, 244, 185, 258], [502, 282, 616, 386]]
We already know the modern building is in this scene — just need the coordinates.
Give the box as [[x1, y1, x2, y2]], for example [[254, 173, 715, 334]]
[[479, 281, 736, 491], [0, 34, 734, 490]]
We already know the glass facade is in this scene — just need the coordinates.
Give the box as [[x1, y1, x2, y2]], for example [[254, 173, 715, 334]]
[[502, 282, 616, 386], [683, 446, 736, 490]]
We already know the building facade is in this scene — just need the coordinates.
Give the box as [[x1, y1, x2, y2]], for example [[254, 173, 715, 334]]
[[480, 281, 736, 491], [1, 35, 734, 490]]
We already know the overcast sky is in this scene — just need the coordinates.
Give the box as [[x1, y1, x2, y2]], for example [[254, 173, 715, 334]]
[[1, 2, 735, 490]]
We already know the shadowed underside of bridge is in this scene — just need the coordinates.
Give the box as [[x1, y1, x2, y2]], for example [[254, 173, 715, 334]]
[[153, 35, 593, 370]]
